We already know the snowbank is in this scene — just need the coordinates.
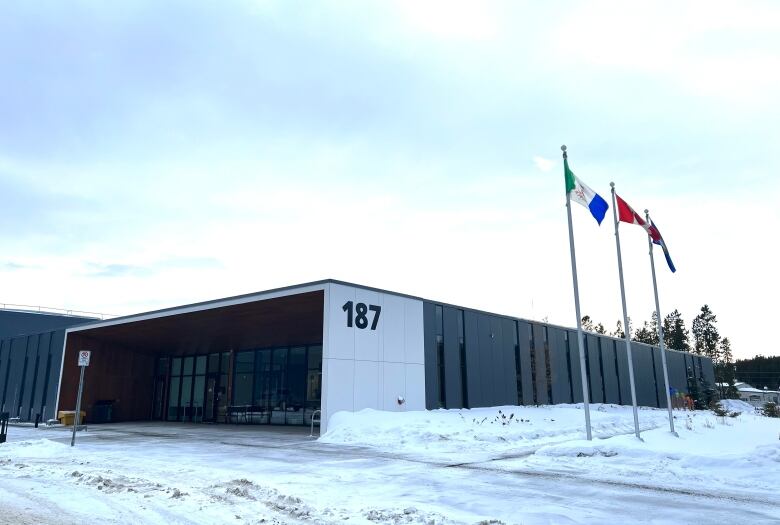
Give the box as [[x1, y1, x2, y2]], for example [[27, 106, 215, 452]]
[[322, 403, 780, 498], [321, 404, 669, 459]]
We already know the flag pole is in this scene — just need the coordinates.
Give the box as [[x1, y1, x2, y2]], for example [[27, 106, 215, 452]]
[[645, 209, 678, 436], [610, 182, 641, 440], [562, 145, 592, 441]]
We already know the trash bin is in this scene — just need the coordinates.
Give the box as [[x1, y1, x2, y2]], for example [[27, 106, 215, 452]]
[[91, 400, 115, 423], [57, 410, 86, 426]]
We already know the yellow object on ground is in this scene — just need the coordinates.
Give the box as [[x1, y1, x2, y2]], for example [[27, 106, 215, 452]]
[[57, 411, 86, 426]]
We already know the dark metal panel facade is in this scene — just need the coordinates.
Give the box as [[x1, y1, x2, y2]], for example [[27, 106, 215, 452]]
[[517, 321, 534, 405], [601, 339, 620, 404], [477, 314, 496, 406], [0, 310, 95, 339], [547, 327, 572, 404], [442, 306, 463, 408], [568, 330, 584, 403], [666, 350, 687, 395], [532, 323, 550, 405], [615, 339, 632, 405], [422, 302, 438, 410], [501, 318, 518, 406], [45, 330, 66, 419], [6, 337, 27, 416], [652, 347, 667, 408], [700, 356, 716, 390], [632, 344, 658, 407], [464, 310, 482, 408], [586, 334, 603, 403]]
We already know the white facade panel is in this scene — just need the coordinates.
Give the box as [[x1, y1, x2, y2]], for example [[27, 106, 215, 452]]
[[354, 360, 381, 411], [382, 361, 406, 411], [382, 293, 406, 363], [326, 283, 356, 361], [404, 364, 426, 411], [323, 357, 355, 414], [354, 288, 381, 362], [321, 283, 425, 430], [404, 299, 425, 365]]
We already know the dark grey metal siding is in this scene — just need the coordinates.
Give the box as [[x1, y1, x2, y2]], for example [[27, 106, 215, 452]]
[[568, 330, 584, 403], [652, 347, 667, 408], [666, 350, 687, 395], [548, 327, 572, 404], [601, 340, 620, 404], [632, 344, 657, 407], [422, 302, 438, 410], [0, 329, 66, 421], [442, 307, 463, 408], [586, 335, 603, 403], [532, 324, 549, 405], [700, 356, 716, 390], [464, 310, 482, 407], [0, 310, 94, 339], [517, 321, 534, 405], [501, 318, 518, 405], [421, 301, 717, 411]]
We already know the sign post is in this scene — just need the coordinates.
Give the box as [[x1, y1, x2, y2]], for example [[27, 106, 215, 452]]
[[71, 350, 91, 447]]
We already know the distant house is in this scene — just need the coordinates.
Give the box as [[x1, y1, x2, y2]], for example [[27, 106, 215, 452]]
[[732, 382, 779, 407]]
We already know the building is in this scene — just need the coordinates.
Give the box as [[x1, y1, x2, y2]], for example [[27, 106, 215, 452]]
[[732, 382, 779, 408], [0, 280, 716, 431]]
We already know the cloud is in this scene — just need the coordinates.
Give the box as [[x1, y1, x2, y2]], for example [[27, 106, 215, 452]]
[[533, 156, 555, 172]]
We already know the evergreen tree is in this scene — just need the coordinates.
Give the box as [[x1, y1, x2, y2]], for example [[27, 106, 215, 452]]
[[715, 338, 739, 399], [692, 305, 720, 360], [594, 323, 607, 335], [649, 311, 660, 345], [735, 355, 780, 391], [663, 309, 690, 351], [612, 320, 624, 338], [633, 321, 656, 345], [581, 315, 594, 331]]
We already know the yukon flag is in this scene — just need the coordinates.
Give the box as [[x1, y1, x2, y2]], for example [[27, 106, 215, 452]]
[[564, 157, 608, 224]]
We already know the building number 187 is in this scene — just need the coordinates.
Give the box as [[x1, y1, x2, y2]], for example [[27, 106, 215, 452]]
[[342, 301, 381, 330]]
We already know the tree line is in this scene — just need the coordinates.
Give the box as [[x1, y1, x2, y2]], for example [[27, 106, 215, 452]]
[[581, 305, 738, 398], [734, 355, 780, 391]]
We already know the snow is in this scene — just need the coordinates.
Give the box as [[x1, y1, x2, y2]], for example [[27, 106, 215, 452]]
[[1, 405, 778, 524]]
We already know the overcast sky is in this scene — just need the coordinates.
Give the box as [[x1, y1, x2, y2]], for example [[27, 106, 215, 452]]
[[1, 1, 778, 360]]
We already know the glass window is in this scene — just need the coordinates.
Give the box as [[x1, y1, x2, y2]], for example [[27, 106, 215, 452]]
[[235, 352, 254, 374], [221, 353, 230, 374], [195, 355, 207, 375], [208, 353, 220, 374], [192, 376, 205, 421], [183, 356, 194, 376], [171, 357, 182, 377], [307, 346, 322, 370], [257, 349, 272, 373], [168, 377, 181, 421], [180, 376, 193, 411], [287, 347, 306, 412], [233, 372, 253, 406]]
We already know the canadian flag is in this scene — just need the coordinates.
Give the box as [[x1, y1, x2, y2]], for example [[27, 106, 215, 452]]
[[616, 193, 675, 272]]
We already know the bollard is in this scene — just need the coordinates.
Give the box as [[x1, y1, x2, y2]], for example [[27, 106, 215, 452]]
[[34, 413, 41, 428]]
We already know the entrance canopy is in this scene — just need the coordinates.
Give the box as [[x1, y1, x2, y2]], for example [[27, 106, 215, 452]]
[[58, 290, 324, 422]]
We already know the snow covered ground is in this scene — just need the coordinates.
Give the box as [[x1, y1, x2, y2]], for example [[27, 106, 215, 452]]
[[0, 402, 778, 524]]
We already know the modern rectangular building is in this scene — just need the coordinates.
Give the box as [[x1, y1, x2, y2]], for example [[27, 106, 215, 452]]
[[0, 280, 716, 431]]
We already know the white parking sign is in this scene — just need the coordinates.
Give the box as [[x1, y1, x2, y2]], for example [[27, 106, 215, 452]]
[[78, 351, 91, 367]]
